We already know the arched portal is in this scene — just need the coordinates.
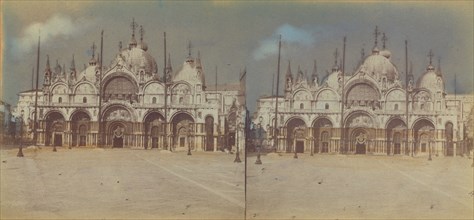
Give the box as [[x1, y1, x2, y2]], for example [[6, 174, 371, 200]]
[[171, 112, 194, 151], [205, 116, 214, 151], [143, 112, 165, 149], [386, 118, 406, 155], [286, 118, 306, 153], [445, 122, 454, 156], [71, 110, 91, 147], [413, 119, 435, 155], [103, 105, 134, 148], [345, 111, 375, 154], [312, 118, 333, 153], [44, 111, 65, 146]]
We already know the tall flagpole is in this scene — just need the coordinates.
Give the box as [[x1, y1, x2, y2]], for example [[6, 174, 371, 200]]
[[97, 30, 104, 147], [273, 35, 281, 152], [33, 32, 40, 145], [405, 40, 410, 156], [163, 32, 169, 150], [340, 36, 346, 154]]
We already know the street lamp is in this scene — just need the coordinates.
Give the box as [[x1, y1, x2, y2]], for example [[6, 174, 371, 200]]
[[255, 122, 263, 165], [234, 122, 242, 163], [187, 124, 193, 156], [293, 127, 299, 159], [17, 110, 24, 157], [428, 140, 432, 161]]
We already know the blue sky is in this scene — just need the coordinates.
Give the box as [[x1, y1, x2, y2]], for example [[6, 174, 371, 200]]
[[2, 1, 473, 111]]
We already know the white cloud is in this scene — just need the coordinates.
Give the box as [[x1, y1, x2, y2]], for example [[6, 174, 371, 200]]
[[252, 24, 315, 60], [12, 14, 93, 57]]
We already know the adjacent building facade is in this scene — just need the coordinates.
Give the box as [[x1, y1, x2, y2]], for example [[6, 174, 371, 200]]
[[14, 22, 246, 151], [253, 30, 473, 157]]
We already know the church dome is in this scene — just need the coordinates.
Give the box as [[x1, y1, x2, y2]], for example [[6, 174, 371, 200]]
[[80, 65, 98, 82], [417, 65, 444, 91], [119, 47, 157, 74], [359, 53, 399, 82]]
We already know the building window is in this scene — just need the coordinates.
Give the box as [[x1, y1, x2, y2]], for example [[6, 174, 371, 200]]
[[325, 103, 329, 109], [300, 103, 304, 109], [179, 97, 184, 104], [152, 97, 157, 104], [420, 103, 424, 110], [394, 104, 398, 110], [58, 97, 62, 103], [83, 97, 87, 103]]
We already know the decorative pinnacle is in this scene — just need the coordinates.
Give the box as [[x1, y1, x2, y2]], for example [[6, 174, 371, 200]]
[[382, 32, 388, 49], [130, 18, 138, 38], [187, 40, 192, 58], [428, 49, 434, 65], [334, 48, 339, 66], [373, 26, 380, 47], [139, 25, 144, 42], [91, 42, 96, 59]]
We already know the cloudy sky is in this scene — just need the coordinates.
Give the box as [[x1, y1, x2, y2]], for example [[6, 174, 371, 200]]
[[2, 1, 473, 111]]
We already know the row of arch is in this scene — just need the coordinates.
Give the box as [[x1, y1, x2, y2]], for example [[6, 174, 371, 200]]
[[40, 108, 218, 150], [280, 114, 453, 155]]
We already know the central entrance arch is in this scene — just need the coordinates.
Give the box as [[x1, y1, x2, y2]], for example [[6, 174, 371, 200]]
[[103, 105, 134, 148], [352, 128, 368, 154], [345, 111, 375, 154]]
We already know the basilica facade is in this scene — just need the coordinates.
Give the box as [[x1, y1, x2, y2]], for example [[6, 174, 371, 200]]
[[14, 22, 246, 151], [253, 31, 473, 157]]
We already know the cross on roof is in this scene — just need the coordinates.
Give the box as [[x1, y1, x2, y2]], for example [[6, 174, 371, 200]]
[[91, 42, 96, 58], [139, 25, 144, 41], [428, 49, 434, 65], [381, 33, 388, 49], [373, 26, 380, 46], [130, 18, 138, 37], [334, 48, 339, 65]]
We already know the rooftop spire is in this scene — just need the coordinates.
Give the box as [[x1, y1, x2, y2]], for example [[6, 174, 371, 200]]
[[334, 48, 339, 66], [91, 42, 96, 59], [119, 41, 122, 51], [187, 40, 192, 58], [373, 26, 380, 47], [428, 49, 434, 65], [131, 17, 138, 38], [286, 60, 292, 76], [70, 54, 76, 71], [139, 25, 144, 42], [312, 60, 317, 75], [382, 32, 388, 49], [45, 54, 51, 72]]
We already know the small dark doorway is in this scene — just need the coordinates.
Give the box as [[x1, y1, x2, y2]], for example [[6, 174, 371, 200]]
[[79, 125, 87, 146], [180, 137, 185, 147], [152, 137, 158, 148], [394, 143, 401, 154], [296, 141, 304, 153], [113, 137, 123, 148], [54, 134, 62, 146], [321, 142, 329, 153], [356, 143, 366, 154]]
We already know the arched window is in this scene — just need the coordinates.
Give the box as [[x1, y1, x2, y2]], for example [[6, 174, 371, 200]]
[[420, 103, 425, 110], [152, 97, 157, 104], [394, 104, 398, 110], [179, 97, 184, 104], [58, 97, 62, 103], [83, 97, 87, 103], [325, 103, 329, 109], [300, 103, 304, 109]]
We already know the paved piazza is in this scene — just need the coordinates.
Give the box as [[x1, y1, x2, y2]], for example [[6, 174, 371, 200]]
[[247, 153, 473, 219], [1, 147, 245, 219]]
